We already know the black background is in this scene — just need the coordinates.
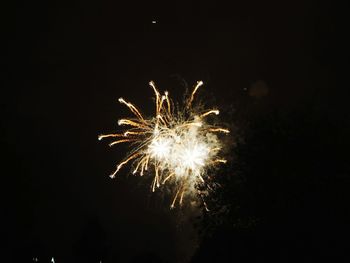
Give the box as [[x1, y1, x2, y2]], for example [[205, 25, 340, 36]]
[[3, 1, 349, 262]]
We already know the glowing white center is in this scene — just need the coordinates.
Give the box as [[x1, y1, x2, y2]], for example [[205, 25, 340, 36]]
[[148, 138, 171, 159], [148, 122, 213, 180], [182, 144, 209, 170]]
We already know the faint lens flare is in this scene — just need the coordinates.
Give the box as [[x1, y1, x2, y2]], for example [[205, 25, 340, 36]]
[[99, 81, 229, 208]]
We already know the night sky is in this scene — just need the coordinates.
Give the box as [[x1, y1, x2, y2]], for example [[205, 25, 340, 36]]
[[3, 1, 348, 262]]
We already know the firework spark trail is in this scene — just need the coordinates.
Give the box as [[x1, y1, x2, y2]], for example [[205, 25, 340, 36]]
[[99, 81, 229, 208]]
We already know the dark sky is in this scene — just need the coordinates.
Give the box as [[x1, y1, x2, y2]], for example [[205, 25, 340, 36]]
[[3, 1, 347, 262]]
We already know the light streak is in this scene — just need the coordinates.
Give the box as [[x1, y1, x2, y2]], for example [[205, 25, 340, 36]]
[[99, 81, 229, 208]]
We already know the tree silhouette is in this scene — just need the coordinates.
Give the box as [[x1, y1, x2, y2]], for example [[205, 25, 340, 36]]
[[193, 108, 350, 262]]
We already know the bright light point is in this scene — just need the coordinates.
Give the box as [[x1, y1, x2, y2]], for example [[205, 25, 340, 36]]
[[149, 138, 171, 159], [152, 20, 157, 24], [51, 258, 55, 263], [182, 144, 209, 170]]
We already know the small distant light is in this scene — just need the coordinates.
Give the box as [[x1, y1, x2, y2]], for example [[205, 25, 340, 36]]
[[51, 257, 55, 263], [152, 20, 157, 24], [33, 257, 38, 262]]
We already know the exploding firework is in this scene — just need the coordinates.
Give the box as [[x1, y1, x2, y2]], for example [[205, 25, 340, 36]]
[[99, 81, 229, 208]]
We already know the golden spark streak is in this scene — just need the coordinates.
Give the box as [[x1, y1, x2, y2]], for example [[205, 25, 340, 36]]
[[156, 114, 167, 125], [171, 187, 182, 209], [211, 159, 227, 164], [140, 162, 145, 176], [118, 98, 145, 121], [165, 91, 171, 115], [152, 167, 160, 192], [158, 95, 166, 113], [187, 80, 204, 108], [162, 172, 175, 184], [179, 189, 185, 205], [144, 155, 150, 171], [124, 131, 143, 136], [118, 119, 144, 127], [149, 81, 160, 114], [110, 152, 141, 178], [109, 139, 135, 147], [133, 157, 145, 174], [98, 133, 124, 140], [208, 128, 230, 133], [200, 109, 219, 118]]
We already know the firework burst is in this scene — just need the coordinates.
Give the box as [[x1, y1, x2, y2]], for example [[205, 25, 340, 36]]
[[99, 81, 229, 208]]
